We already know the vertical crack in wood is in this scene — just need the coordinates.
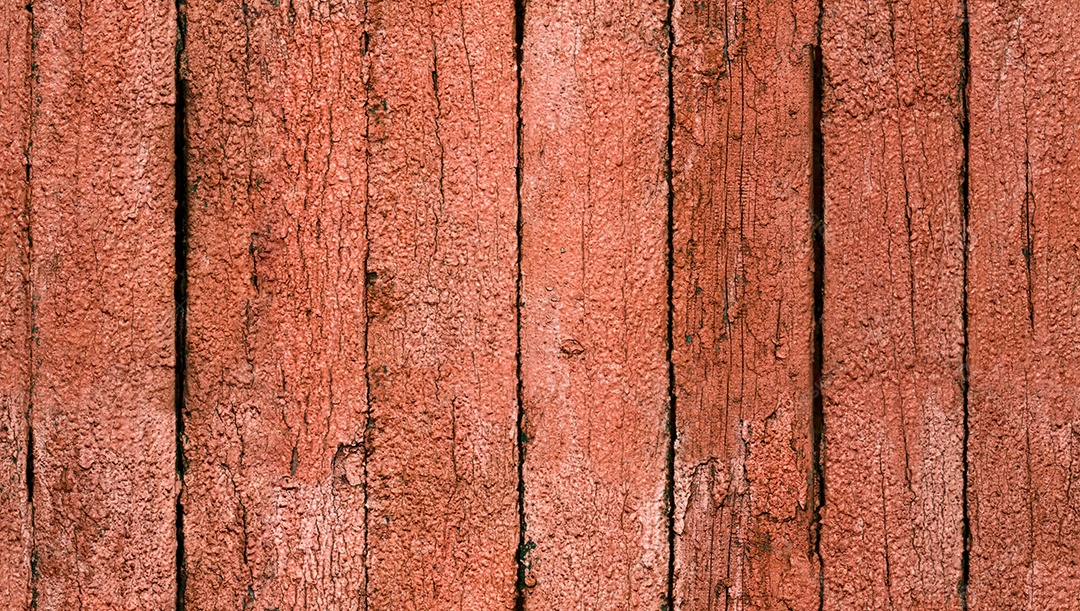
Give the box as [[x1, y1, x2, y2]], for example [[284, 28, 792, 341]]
[[173, 0, 189, 607], [958, 0, 972, 606], [25, 1, 37, 606], [513, 0, 528, 608], [360, 1, 372, 609], [24, 0, 35, 506], [810, 4, 826, 609], [663, 1, 677, 610], [25, 423, 33, 506]]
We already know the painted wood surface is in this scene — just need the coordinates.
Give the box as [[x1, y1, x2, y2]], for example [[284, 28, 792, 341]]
[[29, 0, 178, 607], [0, 0, 1078, 609], [362, 1, 519, 609], [670, 0, 819, 608], [0, 0, 32, 607], [820, 0, 967, 607], [518, 0, 671, 608], [968, 0, 1080, 607], [182, 0, 369, 607]]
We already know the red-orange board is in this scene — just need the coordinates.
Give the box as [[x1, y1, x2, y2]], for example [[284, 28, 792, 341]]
[[968, 0, 1080, 606], [0, 0, 32, 607], [30, 0, 178, 606], [821, 0, 966, 607], [519, 0, 671, 607], [671, 0, 819, 608]]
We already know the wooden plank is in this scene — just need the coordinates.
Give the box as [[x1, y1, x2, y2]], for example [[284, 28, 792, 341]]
[[362, 0, 519, 607], [181, 0, 369, 608], [0, 0, 31, 607], [518, 0, 670, 607], [28, 0, 177, 606], [820, 0, 966, 607], [967, 0, 1080, 606], [670, 0, 818, 608]]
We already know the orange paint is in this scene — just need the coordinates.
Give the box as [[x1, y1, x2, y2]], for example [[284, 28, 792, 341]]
[[363, 0, 519, 608], [820, 0, 967, 606], [519, 1, 671, 608], [29, 0, 178, 607], [0, 0, 31, 607], [968, 0, 1080, 606], [671, 0, 819, 608], [1, 1, 1079, 608], [182, 0, 369, 606]]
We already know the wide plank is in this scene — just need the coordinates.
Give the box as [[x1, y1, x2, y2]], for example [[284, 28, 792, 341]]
[[363, 0, 520, 607], [519, 0, 671, 607], [670, 0, 819, 608], [182, 0, 369, 607], [0, 0, 31, 607], [820, 0, 966, 607], [29, 0, 177, 606], [968, 0, 1080, 606]]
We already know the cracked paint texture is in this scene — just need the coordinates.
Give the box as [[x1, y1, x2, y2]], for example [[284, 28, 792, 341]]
[[5, 0, 1080, 609], [820, 0, 966, 608], [0, 0, 32, 607], [363, 0, 519, 609], [27, 0, 178, 607], [968, 0, 1080, 607], [518, 1, 671, 609], [670, 0, 820, 609], [182, 0, 369, 608]]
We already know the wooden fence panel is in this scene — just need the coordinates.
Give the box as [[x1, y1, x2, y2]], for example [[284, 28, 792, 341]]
[[0, 1, 31, 608], [820, 0, 966, 607], [28, 0, 178, 607], [670, 0, 818, 609], [181, 0, 370, 608], [6, 1, 1080, 607], [363, 0, 519, 608], [519, 1, 671, 608], [968, 1, 1080, 607]]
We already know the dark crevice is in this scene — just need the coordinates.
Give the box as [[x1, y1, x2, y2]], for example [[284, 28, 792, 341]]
[[1022, 157, 1035, 329], [173, 0, 189, 608], [664, 1, 677, 610], [958, 0, 972, 607], [513, 0, 527, 609], [810, 5, 826, 611], [26, 426, 34, 504], [360, 1, 372, 609], [174, 495, 185, 611], [26, 1, 37, 608], [25, 0, 35, 512]]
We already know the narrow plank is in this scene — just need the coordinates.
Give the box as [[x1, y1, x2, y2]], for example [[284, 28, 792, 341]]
[[670, 0, 818, 608], [0, 0, 32, 607], [518, 0, 670, 607], [820, 0, 966, 607], [181, 0, 369, 607], [28, 0, 177, 606], [967, 0, 1080, 606], [363, 0, 519, 607]]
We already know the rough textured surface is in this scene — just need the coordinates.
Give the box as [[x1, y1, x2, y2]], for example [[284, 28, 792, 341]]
[[10, 1, 1080, 606], [182, 0, 369, 608], [968, 1, 1080, 607], [0, 0, 31, 608], [29, 0, 177, 607], [362, 1, 519, 608], [670, 0, 818, 608], [519, 1, 670, 608], [820, 0, 966, 607]]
